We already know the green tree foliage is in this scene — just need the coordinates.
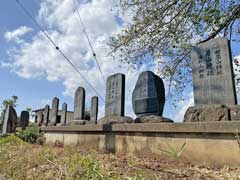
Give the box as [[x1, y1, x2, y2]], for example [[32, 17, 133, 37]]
[[110, 0, 240, 100]]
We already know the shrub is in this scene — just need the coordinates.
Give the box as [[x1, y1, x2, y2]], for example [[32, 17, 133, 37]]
[[17, 124, 45, 144]]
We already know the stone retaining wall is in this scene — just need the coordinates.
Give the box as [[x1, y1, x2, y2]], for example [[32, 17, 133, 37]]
[[41, 122, 240, 167]]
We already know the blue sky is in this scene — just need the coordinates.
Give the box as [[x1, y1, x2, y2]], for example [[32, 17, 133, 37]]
[[0, 0, 239, 121], [0, 1, 73, 113]]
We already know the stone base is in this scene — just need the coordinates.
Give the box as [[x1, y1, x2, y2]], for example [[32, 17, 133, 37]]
[[184, 104, 240, 122], [98, 116, 133, 124], [134, 115, 174, 123], [66, 120, 86, 125], [46, 123, 57, 126]]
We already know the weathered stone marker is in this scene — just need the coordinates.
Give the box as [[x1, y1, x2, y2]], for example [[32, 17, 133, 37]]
[[49, 97, 59, 125], [132, 71, 165, 116], [74, 87, 85, 120], [90, 96, 98, 122], [20, 111, 29, 129], [37, 111, 43, 126], [2, 105, 17, 135], [105, 73, 125, 116], [43, 105, 50, 126], [61, 103, 67, 125], [191, 37, 237, 105]]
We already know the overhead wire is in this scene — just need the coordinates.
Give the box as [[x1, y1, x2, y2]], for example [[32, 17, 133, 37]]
[[15, 0, 105, 102], [72, 0, 106, 83]]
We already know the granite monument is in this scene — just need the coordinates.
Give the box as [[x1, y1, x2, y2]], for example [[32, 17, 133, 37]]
[[73, 87, 85, 120], [90, 96, 98, 122], [49, 97, 59, 126], [61, 102, 67, 125], [2, 105, 17, 135], [43, 105, 50, 126], [20, 111, 29, 129], [105, 73, 125, 116], [132, 71, 165, 117], [191, 37, 237, 105]]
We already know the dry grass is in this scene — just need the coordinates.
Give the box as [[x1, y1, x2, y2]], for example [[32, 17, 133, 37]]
[[0, 135, 240, 180]]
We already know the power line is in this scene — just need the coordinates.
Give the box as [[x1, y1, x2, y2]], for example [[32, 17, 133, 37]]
[[72, 0, 106, 83], [15, 0, 105, 102]]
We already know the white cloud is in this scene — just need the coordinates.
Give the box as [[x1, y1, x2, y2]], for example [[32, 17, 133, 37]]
[[4, 26, 33, 42], [3, 0, 143, 118], [3, 0, 190, 120]]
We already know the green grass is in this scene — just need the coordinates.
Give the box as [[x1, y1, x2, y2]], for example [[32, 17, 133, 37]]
[[0, 135, 141, 180], [0, 135, 239, 180]]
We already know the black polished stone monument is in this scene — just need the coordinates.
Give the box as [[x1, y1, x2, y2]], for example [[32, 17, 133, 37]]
[[132, 71, 165, 117], [20, 111, 29, 129]]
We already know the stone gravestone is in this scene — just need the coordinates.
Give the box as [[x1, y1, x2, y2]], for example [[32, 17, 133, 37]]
[[20, 111, 29, 129], [43, 105, 50, 126], [90, 96, 98, 122], [49, 97, 59, 126], [105, 73, 125, 116], [132, 71, 165, 117], [61, 103, 67, 125], [74, 87, 85, 120], [37, 111, 43, 126], [191, 37, 237, 105], [99, 73, 133, 124], [2, 105, 17, 135]]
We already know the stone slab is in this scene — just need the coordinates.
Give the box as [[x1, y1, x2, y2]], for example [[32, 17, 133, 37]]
[[191, 37, 237, 105], [90, 96, 98, 122], [98, 115, 133, 125], [61, 103, 67, 125], [74, 87, 85, 120], [2, 106, 17, 135], [41, 121, 240, 133], [20, 111, 29, 129], [49, 97, 59, 126], [43, 105, 50, 126], [105, 73, 125, 116]]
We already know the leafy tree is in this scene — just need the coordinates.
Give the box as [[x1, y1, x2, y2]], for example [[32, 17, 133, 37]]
[[26, 107, 33, 118], [110, 0, 240, 100]]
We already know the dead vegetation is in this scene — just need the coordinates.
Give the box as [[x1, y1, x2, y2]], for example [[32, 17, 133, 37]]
[[0, 135, 239, 180]]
